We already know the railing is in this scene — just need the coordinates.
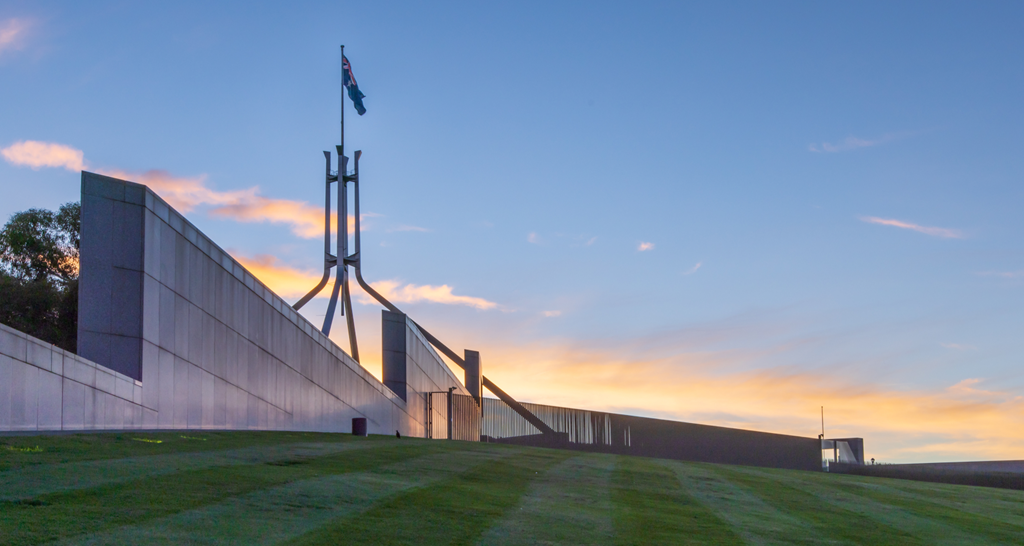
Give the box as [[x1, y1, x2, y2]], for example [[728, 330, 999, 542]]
[[482, 397, 622, 447], [425, 392, 480, 442]]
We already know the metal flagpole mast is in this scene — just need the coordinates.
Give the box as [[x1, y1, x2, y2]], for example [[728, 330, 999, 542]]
[[322, 46, 346, 336], [344, 44, 348, 157]]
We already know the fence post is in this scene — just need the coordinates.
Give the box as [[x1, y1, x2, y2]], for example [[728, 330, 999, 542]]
[[447, 387, 454, 440]]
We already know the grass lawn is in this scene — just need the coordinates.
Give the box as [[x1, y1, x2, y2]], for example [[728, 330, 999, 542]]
[[1, 432, 1023, 545]]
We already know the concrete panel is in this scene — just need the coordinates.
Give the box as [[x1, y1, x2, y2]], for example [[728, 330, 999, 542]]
[[174, 231, 190, 299], [108, 334, 142, 380], [158, 348, 175, 426], [174, 294, 189, 362], [62, 378, 85, 429], [36, 371, 62, 429], [214, 376, 227, 427], [0, 327, 28, 361], [187, 302, 203, 365], [65, 358, 96, 388], [173, 356, 189, 427], [110, 268, 143, 339], [78, 192, 114, 335], [0, 354, 11, 429], [158, 284, 176, 353], [115, 377, 134, 401], [50, 349, 64, 376], [201, 368, 214, 429], [83, 384, 96, 429], [187, 360, 202, 428], [95, 367, 116, 395], [27, 339, 51, 371], [111, 200, 144, 271], [142, 275, 160, 345], [75, 331, 109, 377], [159, 215, 176, 289], [141, 341, 159, 410]]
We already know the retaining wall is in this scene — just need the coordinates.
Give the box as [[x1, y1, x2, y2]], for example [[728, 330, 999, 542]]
[[0, 171, 467, 435], [0, 322, 146, 430]]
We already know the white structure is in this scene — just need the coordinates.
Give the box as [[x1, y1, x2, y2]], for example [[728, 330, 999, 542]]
[[0, 172, 470, 433]]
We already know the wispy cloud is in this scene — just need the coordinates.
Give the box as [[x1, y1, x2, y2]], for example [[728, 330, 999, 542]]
[[941, 343, 977, 351], [638, 242, 655, 251], [808, 131, 908, 153], [233, 254, 323, 299], [527, 232, 540, 244], [860, 216, 964, 239], [585, 236, 597, 246], [1, 140, 382, 239], [387, 224, 430, 233], [233, 252, 500, 310], [354, 280, 499, 310], [977, 270, 1024, 279], [0, 18, 31, 56], [2, 140, 84, 171], [542, 310, 562, 317], [478, 335, 1024, 462], [683, 262, 702, 275]]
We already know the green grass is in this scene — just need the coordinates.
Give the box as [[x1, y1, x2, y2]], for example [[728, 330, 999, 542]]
[[1, 432, 1023, 545]]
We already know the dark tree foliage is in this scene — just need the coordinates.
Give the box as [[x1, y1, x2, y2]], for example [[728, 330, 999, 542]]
[[0, 202, 80, 352]]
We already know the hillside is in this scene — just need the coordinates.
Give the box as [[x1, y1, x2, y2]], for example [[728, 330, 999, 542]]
[[1, 432, 1021, 545]]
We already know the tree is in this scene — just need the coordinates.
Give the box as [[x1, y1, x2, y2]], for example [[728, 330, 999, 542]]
[[0, 202, 80, 352]]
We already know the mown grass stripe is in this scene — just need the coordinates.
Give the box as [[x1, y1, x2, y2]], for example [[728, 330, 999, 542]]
[[611, 456, 742, 545], [0, 431, 363, 472], [732, 466, 1016, 545], [0, 440, 378, 501], [819, 473, 1024, 543], [479, 453, 617, 545], [668, 462, 815, 546], [285, 447, 573, 545], [712, 465, 945, 545], [838, 476, 1024, 530], [47, 448, 509, 546], [0, 440, 450, 546]]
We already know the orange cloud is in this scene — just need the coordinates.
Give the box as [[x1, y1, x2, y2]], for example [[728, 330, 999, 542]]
[[638, 241, 655, 251], [232, 253, 498, 310], [353, 279, 499, 310], [860, 216, 964, 239], [2, 141, 84, 171], [233, 254, 324, 299], [99, 168, 356, 239], [0, 18, 30, 55], [462, 334, 1024, 463], [2, 140, 378, 240]]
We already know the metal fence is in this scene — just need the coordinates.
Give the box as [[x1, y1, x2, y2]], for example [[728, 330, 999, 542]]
[[424, 392, 822, 471], [482, 397, 621, 446], [425, 392, 480, 442], [480, 396, 821, 471]]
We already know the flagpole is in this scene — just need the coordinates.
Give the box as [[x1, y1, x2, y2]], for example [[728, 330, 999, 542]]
[[344, 44, 348, 157]]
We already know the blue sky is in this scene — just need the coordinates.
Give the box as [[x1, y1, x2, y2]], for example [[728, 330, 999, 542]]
[[2, 1, 1024, 462]]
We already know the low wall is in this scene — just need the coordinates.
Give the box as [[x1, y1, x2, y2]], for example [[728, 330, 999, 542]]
[[0, 323, 146, 430], [830, 461, 1024, 490], [482, 397, 822, 471], [0, 171, 468, 435]]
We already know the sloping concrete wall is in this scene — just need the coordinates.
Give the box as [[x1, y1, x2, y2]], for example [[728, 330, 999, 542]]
[[383, 310, 472, 418], [0, 322, 146, 431], [65, 171, 467, 435]]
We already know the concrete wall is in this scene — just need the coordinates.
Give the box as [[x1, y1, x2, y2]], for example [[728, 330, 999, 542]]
[[382, 310, 471, 422], [0, 323, 146, 431], [36, 171, 470, 435]]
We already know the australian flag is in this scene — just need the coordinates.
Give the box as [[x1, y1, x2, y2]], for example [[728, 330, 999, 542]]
[[342, 55, 366, 115]]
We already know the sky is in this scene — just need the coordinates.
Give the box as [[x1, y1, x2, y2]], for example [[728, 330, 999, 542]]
[[2, 1, 1024, 463]]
